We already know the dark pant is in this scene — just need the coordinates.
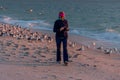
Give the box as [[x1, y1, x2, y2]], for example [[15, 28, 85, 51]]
[[56, 37, 68, 62]]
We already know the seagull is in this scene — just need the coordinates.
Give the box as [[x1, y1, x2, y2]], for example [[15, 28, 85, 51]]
[[97, 46, 103, 50], [113, 48, 118, 52], [92, 42, 96, 49], [42, 34, 47, 39], [29, 9, 33, 12], [92, 42, 96, 46], [104, 49, 112, 55], [76, 45, 85, 51], [70, 42, 76, 48], [47, 36, 53, 43]]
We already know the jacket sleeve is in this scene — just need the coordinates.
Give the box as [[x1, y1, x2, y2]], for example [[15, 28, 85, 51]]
[[53, 21, 60, 33], [64, 20, 69, 31]]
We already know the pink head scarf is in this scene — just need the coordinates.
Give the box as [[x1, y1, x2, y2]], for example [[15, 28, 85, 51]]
[[59, 11, 65, 18]]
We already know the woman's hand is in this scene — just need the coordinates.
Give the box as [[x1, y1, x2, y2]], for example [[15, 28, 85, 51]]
[[60, 27, 65, 31]]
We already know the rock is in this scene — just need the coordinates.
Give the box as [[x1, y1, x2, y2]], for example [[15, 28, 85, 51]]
[[40, 55, 46, 58], [21, 45, 26, 47], [31, 55, 37, 58], [34, 59, 41, 62], [93, 65, 97, 67], [20, 47, 29, 51], [12, 48, 16, 50], [5, 42, 12, 46], [4, 54, 11, 56], [20, 52, 29, 56], [12, 44, 19, 48], [34, 50, 41, 55]]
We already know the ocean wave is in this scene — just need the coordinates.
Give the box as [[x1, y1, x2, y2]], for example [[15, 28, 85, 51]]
[[106, 28, 116, 32], [69, 27, 120, 44], [0, 15, 52, 30]]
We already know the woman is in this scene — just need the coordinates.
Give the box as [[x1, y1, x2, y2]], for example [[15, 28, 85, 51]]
[[53, 11, 69, 66]]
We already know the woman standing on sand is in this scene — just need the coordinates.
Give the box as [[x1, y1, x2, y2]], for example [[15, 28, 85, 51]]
[[53, 11, 69, 66]]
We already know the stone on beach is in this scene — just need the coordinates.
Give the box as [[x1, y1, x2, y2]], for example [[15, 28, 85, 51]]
[[19, 52, 30, 56], [12, 43, 19, 48]]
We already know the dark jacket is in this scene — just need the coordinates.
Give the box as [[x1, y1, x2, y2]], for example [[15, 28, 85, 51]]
[[53, 19, 69, 38]]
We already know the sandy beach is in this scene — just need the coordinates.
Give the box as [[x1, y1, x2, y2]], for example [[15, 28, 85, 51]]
[[0, 22, 120, 80]]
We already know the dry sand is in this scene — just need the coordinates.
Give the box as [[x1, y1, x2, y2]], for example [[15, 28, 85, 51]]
[[0, 23, 120, 80]]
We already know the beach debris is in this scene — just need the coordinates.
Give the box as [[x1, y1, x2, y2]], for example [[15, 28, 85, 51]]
[[92, 42, 96, 49]]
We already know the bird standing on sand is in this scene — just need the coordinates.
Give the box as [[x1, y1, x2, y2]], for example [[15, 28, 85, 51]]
[[92, 42, 96, 48], [104, 49, 112, 55], [97, 46, 103, 50], [69, 42, 76, 48]]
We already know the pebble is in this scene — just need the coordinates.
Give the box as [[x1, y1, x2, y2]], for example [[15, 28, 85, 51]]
[[20, 52, 29, 56], [93, 65, 97, 67], [5, 42, 12, 46], [34, 59, 41, 63], [20, 47, 29, 51], [12, 44, 19, 48], [31, 55, 37, 58]]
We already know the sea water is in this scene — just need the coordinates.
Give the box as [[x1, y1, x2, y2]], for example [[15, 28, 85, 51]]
[[0, 0, 120, 46]]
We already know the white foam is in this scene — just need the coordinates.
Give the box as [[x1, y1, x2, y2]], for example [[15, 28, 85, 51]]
[[0, 15, 51, 30]]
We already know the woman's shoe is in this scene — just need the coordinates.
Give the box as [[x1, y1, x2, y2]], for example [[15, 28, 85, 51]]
[[64, 61, 68, 66]]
